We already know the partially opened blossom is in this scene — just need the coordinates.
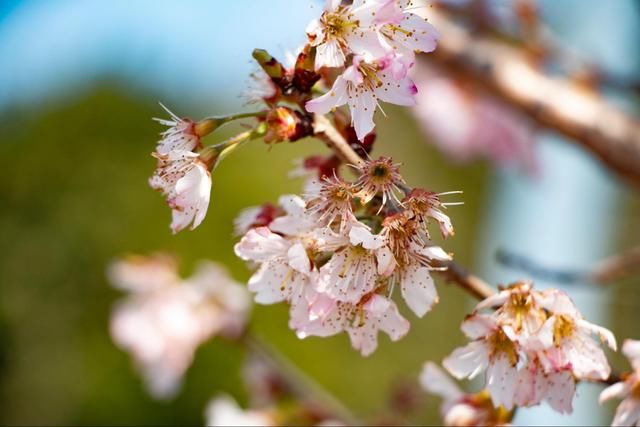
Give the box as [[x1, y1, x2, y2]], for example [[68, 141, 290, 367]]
[[109, 256, 250, 399], [153, 104, 203, 154], [149, 150, 212, 233], [306, 0, 387, 69], [205, 395, 274, 427], [600, 339, 640, 426], [420, 362, 511, 426], [306, 55, 418, 141]]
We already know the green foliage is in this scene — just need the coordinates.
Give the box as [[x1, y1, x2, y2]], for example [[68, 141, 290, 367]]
[[0, 88, 490, 425]]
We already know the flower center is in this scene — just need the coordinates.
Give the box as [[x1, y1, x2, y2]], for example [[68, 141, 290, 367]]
[[553, 315, 576, 346], [488, 329, 518, 365], [323, 9, 357, 38]]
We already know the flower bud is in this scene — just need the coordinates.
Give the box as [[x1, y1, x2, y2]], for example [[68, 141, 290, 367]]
[[252, 49, 287, 86], [264, 107, 313, 144], [293, 45, 321, 93]]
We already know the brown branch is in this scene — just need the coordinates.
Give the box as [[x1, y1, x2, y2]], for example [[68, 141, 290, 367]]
[[426, 9, 640, 189], [313, 113, 497, 301], [589, 246, 640, 284]]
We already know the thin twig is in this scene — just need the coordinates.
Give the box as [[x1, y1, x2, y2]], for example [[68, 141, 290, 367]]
[[242, 333, 363, 425]]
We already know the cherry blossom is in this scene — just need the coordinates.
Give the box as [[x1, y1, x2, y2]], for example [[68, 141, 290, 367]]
[[153, 104, 202, 154], [381, 212, 451, 317], [354, 156, 405, 207], [531, 290, 616, 381], [149, 150, 212, 233], [443, 314, 521, 410], [296, 291, 410, 357], [403, 188, 460, 239], [108, 256, 251, 399], [317, 221, 396, 303], [306, 0, 388, 69], [304, 175, 357, 230], [420, 362, 512, 426], [599, 339, 640, 426], [205, 395, 274, 427], [306, 55, 418, 141], [234, 203, 283, 236]]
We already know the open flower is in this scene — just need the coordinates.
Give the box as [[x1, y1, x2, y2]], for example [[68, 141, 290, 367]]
[[297, 290, 410, 356], [306, 55, 418, 141], [403, 188, 459, 239], [443, 314, 521, 410], [599, 339, 640, 426], [109, 256, 250, 399], [304, 175, 357, 230], [382, 213, 451, 317], [149, 150, 212, 233], [420, 362, 512, 426], [532, 290, 616, 381], [306, 0, 387, 69], [317, 221, 396, 303]]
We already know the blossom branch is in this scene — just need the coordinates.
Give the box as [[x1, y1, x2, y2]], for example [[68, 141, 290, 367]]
[[427, 8, 640, 189], [311, 113, 497, 301]]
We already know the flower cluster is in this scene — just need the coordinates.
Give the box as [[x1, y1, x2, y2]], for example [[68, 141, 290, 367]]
[[108, 254, 251, 398], [420, 362, 511, 426], [599, 339, 640, 426], [235, 156, 458, 356], [443, 282, 616, 414], [305, 0, 439, 140], [149, 105, 218, 233]]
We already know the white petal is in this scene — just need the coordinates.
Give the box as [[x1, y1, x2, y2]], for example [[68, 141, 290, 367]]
[[419, 362, 463, 401], [349, 89, 377, 141], [443, 340, 489, 380], [400, 264, 438, 317], [248, 261, 293, 304], [306, 76, 349, 114], [486, 354, 518, 410], [315, 38, 346, 69], [287, 242, 312, 274], [600, 381, 630, 404], [613, 397, 640, 427], [460, 314, 495, 340], [376, 246, 396, 276], [577, 318, 617, 351], [234, 227, 290, 262]]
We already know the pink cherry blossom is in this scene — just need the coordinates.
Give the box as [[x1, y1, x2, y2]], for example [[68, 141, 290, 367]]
[[443, 314, 522, 410], [233, 203, 283, 236], [109, 256, 250, 399], [532, 290, 616, 381], [234, 226, 312, 305], [306, 55, 418, 141], [296, 291, 410, 357], [304, 175, 357, 230], [317, 221, 396, 303], [403, 189, 460, 239], [306, 0, 388, 69], [599, 340, 640, 427], [381, 213, 451, 317], [149, 150, 212, 233]]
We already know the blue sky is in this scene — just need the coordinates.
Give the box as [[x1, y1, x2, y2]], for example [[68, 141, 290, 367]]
[[0, 0, 320, 111]]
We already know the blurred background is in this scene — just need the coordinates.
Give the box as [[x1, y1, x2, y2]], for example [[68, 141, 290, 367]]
[[1, 0, 639, 425]]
